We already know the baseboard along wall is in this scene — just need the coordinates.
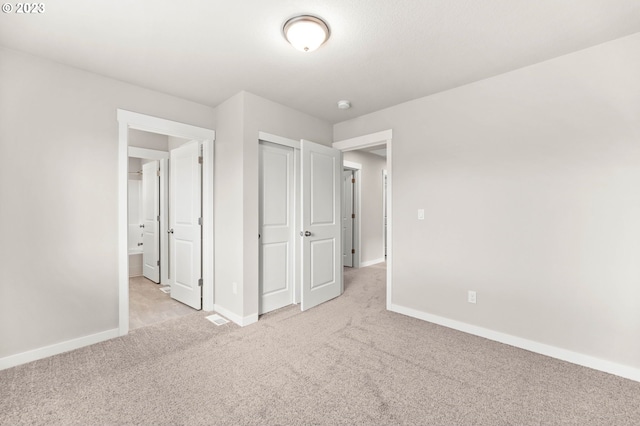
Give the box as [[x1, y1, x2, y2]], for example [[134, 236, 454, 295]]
[[360, 257, 386, 268], [213, 304, 258, 327], [390, 303, 640, 383], [0, 328, 120, 371]]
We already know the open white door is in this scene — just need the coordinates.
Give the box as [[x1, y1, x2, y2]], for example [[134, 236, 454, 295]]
[[142, 160, 160, 283], [259, 142, 295, 314], [300, 140, 342, 311], [169, 141, 202, 309], [342, 170, 354, 267]]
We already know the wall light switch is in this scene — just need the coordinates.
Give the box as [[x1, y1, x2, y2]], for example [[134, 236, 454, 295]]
[[418, 209, 425, 220]]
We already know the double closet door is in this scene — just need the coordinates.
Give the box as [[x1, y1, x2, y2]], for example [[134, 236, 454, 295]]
[[259, 138, 343, 315]]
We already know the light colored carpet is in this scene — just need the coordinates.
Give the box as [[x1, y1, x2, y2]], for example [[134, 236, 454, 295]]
[[2, 263, 640, 425], [129, 276, 195, 330]]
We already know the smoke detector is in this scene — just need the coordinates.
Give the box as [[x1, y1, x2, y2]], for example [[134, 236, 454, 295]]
[[337, 100, 351, 110]]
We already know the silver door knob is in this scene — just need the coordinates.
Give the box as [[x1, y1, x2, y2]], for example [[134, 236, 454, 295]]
[[300, 231, 311, 237], [168, 228, 174, 234]]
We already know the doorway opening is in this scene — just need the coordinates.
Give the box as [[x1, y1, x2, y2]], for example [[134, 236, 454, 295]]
[[342, 162, 361, 269], [333, 129, 393, 310], [117, 110, 215, 335]]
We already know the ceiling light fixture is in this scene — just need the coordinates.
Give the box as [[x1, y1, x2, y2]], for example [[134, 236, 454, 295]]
[[283, 15, 330, 52]]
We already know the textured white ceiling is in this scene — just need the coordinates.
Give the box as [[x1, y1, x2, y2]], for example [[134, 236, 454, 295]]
[[1, 0, 639, 123]]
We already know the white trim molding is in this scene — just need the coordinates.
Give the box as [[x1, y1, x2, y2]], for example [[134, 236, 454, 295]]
[[390, 304, 640, 383], [343, 160, 362, 170], [258, 131, 300, 150], [0, 329, 119, 371], [333, 129, 392, 152], [214, 305, 258, 327], [128, 146, 170, 160], [361, 258, 386, 268]]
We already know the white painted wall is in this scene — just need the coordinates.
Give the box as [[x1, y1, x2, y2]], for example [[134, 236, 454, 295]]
[[334, 33, 640, 371], [343, 151, 387, 265], [213, 92, 246, 323], [0, 47, 215, 360], [168, 135, 191, 151], [129, 129, 168, 150]]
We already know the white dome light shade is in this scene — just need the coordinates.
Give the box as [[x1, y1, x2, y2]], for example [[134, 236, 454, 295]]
[[283, 16, 330, 52]]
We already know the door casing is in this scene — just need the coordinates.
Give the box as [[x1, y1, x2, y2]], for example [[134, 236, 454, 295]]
[[343, 161, 362, 269], [129, 148, 169, 286], [117, 109, 215, 336], [333, 130, 393, 310]]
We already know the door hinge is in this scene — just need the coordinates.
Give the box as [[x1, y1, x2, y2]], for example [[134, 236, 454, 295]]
[[351, 213, 355, 219], [198, 156, 203, 164], [198, 217, 202, 226], [157, 169, 160, 177], [157, 215, 160, 221], [352, 178, 355, 183], [157, 260, 160, 266], [351, 249, 355, 254], [198, 278, 203, 287]]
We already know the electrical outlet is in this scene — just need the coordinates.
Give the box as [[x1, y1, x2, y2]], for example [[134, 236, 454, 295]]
[[418, 209, 425, 220], [468, 290, 477, 304], [232, 282, 237, 295]]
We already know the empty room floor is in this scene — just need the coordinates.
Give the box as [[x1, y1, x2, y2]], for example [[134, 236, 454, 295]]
[[129, 276, 195, 329], [2, 263, 640, 425]]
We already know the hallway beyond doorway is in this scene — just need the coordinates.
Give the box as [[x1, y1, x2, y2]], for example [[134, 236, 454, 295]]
[[129, 277, 195, 330]]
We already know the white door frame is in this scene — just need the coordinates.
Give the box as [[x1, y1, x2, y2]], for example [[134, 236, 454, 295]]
[[117, 109, 215, 336], [128, 147, 170, 286], [382, 169, 388, 260], [333, 129, 393, 310], [343, 161, 362, 269]]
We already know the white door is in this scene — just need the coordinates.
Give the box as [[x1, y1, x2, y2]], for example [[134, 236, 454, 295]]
[[342, 170, 354, 267], [142, 160, 160, 283], [169, 141, 202, 309], [259, 142, 294, 314], [300, 140, 342, 311]]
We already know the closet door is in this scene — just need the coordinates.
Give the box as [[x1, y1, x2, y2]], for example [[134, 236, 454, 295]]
[[300, 140, 342, 310], [142, 160, 160, 283], [259, 142, 294, 314]]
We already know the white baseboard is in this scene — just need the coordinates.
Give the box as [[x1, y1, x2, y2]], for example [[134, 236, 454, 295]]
[[390, 303, 640, 383], [360, 257, 386, 268], [0, 328, 120, 371], [213, 304, 258, 327]]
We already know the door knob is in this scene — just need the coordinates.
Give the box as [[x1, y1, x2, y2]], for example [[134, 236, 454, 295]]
[[300, 231, 312, 237], [168, 228, 174, 234]]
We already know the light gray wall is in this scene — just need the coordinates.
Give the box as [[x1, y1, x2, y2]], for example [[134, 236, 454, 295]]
[[167, 136, 191, 151], [129, 129, 168, 151], [343, 151, 387, 265], [333, 33, 640, 369], [213, 92, 246, 318], [212, 91, 333, 322], [0, 47, 215, 359]]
